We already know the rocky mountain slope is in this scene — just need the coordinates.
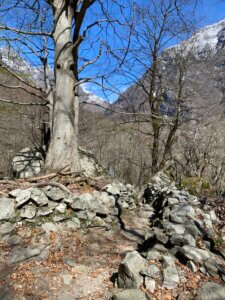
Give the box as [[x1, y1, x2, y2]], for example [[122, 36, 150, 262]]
[[0, 46, 108, 111], [113, 18, 225, 117]]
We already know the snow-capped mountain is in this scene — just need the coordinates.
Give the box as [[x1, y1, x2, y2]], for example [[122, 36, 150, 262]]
[[0, 46, 44, 83], [0, 46, 108, 111], [165, 18, 225, 59], [114, 18, 225, 116]]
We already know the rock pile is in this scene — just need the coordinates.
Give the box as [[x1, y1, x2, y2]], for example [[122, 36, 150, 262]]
[[114, 172, 225, 299], [0, 182, 138, 234]]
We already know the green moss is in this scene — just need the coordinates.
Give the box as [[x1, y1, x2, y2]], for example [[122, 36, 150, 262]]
[[181, 176, 212, 196], [0, 102, 18, 113]]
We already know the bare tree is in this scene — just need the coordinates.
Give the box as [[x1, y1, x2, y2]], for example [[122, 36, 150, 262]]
[[107, 0, 199, 180], [0, 0, 131, 173]]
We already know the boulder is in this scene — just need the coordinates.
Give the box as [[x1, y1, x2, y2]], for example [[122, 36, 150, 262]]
[[12, 147, 43, 179], [79, 147, 106, 177], [12, 146, 106, 179], [20, 205, 36, 219], [0, 198, 15, 221], [179, 246, 210, 263], [28, 187, 49, 206], [0, 222, 14, 239], [0, 286, 14, 300], [196, 282, 225, 300], [7, 245, 46, 265], [117, 251, 146, 288], [111, 289, 151, 300], [55, 203, 67, 213], [43, 186, 67, 201], [10, 189, 31, 208]]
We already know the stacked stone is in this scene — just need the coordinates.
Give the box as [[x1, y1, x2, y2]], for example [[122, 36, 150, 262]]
[[0, 182, 138, 232], [115, 172, 225, 298]]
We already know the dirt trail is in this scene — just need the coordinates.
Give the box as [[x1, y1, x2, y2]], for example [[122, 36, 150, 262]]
[[0, 227, 140, 300]]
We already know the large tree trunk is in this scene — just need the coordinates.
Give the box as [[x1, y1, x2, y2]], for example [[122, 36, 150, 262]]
[[45, 1, 81, 172]]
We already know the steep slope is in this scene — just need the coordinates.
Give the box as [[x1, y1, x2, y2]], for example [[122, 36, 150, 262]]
[[113, 18, 225, 117], [0, 47, 108, 111]]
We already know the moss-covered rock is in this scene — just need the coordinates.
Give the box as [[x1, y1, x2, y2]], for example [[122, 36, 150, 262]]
[[181, 177, 212, 196]]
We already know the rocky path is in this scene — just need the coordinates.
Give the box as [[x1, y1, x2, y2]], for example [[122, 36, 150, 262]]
[[0, 172, 225, 300], [0, 226, 141, 300]]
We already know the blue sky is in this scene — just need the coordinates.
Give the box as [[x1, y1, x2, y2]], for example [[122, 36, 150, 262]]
[[86, 0, 225, 102], [1, 0, 225, 102], [196, 0, 225, 27]]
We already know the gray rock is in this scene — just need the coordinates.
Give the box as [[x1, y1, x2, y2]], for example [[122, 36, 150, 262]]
[[145, 278, 155, 292], [76, 210, 95, 220], [163, 264, 180, 289], [117, 251, 146, 288], [8, 189, 22, 197], [154, 227, 169, 244], [37, 207, 53, 216], [20, 205, 36, 219], [170, 234, 187, 246], [28, 187, 49, 206], [144, 264, 160, 279], [104, 184, 121, 196], [6, 235, 22, 246], [63, 194, 74, 205], [112, 289, 151, 300], [0, 286, 14, 300], [55, 203, 67, 213], [97, 191, 116, 206], [199, 265, 207, 275], [183, 233, 196, 247], [167, 197, 179, 205], [152, 243, 168, 253], [163, 222, 185, 235], [53, 215, 67, 222], [7, 245, 46, 264], [12, 147, 43, 179], [48, 201, 58, 210], [170, 214, 186, 224], [209, 210, 217, 223], [92, 216, 107, 227], [79, 147, 106, 177], [146, 250, 161, 260], [204, 259, 218, 276], [0, 222, 14, 238], [0, 198, 15, 221], [196, 282, 225, 300], [71, 193, 93, 211], [43, 186, 67, 201], [162, 255, 176, 267], [117, 199, 129, 209], [14, 189, 31, 208], [42, 222, 59, 233], [173, 204, 196, 219], [179, 246, 210, 263], [184, 224, 200, 239]]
